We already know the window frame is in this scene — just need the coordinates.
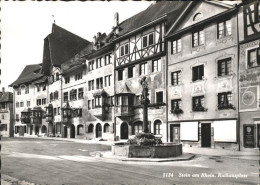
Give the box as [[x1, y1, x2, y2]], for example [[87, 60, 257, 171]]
[[217, 57, 232, 76], [139, 62, 147, 75], [247, 47, 260, 68], [142, 32, 154, 48], [192, 65, 204, 82], [192, 30, 205, 47], [217, 19, 232, 39], [118, 69, 124, 81], [171, 39, 182, 54], [78, 88, 84, 99], [152, 59, 161, 72], [70, 89, 77, 101]]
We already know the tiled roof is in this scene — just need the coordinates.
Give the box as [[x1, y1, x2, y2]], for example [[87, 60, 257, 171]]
[[43, 24, 90, 68], [114, 1, 190, 38], [9, 64, 44, 87], [0, 92, 13, 102]]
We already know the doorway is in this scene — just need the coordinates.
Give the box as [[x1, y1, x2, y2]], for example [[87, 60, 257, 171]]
[[70, 124, 75, 138], [96, 123, 102, 138], [170, 125, 180, 143], [120, 122, 128, 139], [257, 124, 260, 148], [30, 125, 33, 135], [201, 123, 211, 147], [64, 126, 67, 138]]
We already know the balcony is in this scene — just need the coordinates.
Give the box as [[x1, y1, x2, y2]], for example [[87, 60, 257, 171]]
[[115, 105, 134, 117]]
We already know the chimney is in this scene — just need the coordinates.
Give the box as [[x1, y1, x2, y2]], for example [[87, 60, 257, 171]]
[[114, 12, 119, 27], [2, 87, 5, 93], [93, 35, 97, 45]]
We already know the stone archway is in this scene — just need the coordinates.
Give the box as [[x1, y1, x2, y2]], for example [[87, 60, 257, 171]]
[[120, 122, 128, 139]]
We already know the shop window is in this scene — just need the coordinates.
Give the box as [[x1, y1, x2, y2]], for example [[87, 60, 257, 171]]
[[171, 70, 181, 85], [78, 88, 84, 99], [192, 30, 204, 47], [248, 47, 260, 68], [192, 65, 204, 82], [118, 69, 124, 81], [154, 120, 162, 135], [152, 59, 161, 72], [104, 123, 110, 133], [171, 39, 182, 54], [128, 66, 135, 78], [217, 19, 232, 39], [142, 32, 154, 48], [218, 58, 232, 76]]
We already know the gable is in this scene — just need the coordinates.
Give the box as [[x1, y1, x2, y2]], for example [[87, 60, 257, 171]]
[[173, 1, 231, 33]]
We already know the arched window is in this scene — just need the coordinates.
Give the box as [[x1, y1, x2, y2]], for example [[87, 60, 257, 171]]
[[41, 125, 47, 133], [88, 124, 94, 133], [193, 13, 203, 21], [77, 124, 84, 135], [154, 120, 162, 135], [133, 121, 143, 135], [104, 123, 110, 133]]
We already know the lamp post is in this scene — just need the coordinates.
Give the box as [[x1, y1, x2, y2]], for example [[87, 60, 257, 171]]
[[140, 77, 150, 133]]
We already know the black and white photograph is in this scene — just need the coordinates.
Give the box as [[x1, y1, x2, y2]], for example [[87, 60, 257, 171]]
[[0, 0, 259, 184]]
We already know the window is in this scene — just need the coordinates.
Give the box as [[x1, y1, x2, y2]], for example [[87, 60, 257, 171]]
[[16, 102, 19, 108], [37, 99, 42, 106], [92, 99, 95, 109], [192, 30, 204, 47], [88, 100, 91, 110], [25, 86, 29, 94], [20, 102, 24, 107], [56, 73, 59, 81], [50, 93, 53, 101], [192, 65, 204, 82], [171, 39, 182, 54], [193, 13, 203, 21], [136, 95, 141, 105], [133, 122, 142, 134], [54, 91, 59, 100], [104, 123, 110, 133], [171, 71, 182, 85], [171, 99, 182, 110], [27, 101, 30, 107], [65, 76, 70, 84], [89, 60, 95, 71], [88, 80, 94, 91], [75, 72, 83, 81], [118, 69, 124, 81], [77, 124, 84, 135], [218, 92, 233, 109], [64, 92, 68, 102], [54, 108, 57, 116], [218, 19, 232, 39], [0, 124, 7, 131], [1, 114, 4, 120], [58, 107, 60, 115], [139, 62, 147, 75], [154, 120, 162, 135], [16, 114, 19, 120], [120, 43, 129, 57], [42, 84, 46, 91], [122, 95, 128, 106], [248, 47, 260, 68], [218, 58, 232, 76], [70, 89, 77, 101], [17, 89, 21, 95], [96, 77, 103, 89], [128, 66, 135, 78], [156, 91, 163, 104], [106, 96, 114, 106], [74, 108, 82, 117], [95, 96, 101, 107], [192, 96, 205, 111], [88, 124, 94, 133], [104, 75, 112, 87], [42, 98, 46, 105], [152, 59, 161, 72], [142, 32, 154, 48], [105, 53, 112, 65], [37, 85, 40, 92], [96, 57, 102, 68], [78, 88, 84, 99]]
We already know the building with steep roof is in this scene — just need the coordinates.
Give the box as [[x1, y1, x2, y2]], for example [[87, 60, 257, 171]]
[[0, 88, 13, 137]]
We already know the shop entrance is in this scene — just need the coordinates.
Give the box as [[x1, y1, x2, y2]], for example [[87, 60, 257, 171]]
[[170, 125, 180, 143], [201, 123, 211, 147]]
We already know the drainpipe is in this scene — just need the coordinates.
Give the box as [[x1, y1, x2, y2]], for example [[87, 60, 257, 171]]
[[165, 23, 169, 143]]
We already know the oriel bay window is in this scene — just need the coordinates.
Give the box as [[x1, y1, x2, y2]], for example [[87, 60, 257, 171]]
[[218, 58, 232, 76], [142, 32, 154, 48], [70, 89, 77, 101], [218, 92, 235, 110], [192, 65, 204, 82], [171, 39, 181, 54], [192, 96, 206, 112], [192, 30, 204, 47], [171, 70, 182, 86], [217, 19, 232, 39], [248, 47, 260, 68], [152, 59, 161, 72]]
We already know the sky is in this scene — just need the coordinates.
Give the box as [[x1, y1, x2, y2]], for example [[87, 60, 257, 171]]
[[1, 1, 153, 91]]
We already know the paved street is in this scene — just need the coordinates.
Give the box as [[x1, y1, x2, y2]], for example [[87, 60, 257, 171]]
[[1, 137, 259, 185]]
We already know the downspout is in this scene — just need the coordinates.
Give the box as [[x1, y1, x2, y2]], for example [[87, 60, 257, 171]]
[[165, 22, 169, 143], [60, 73, 63, 137], [236, 4, 241, 151]]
